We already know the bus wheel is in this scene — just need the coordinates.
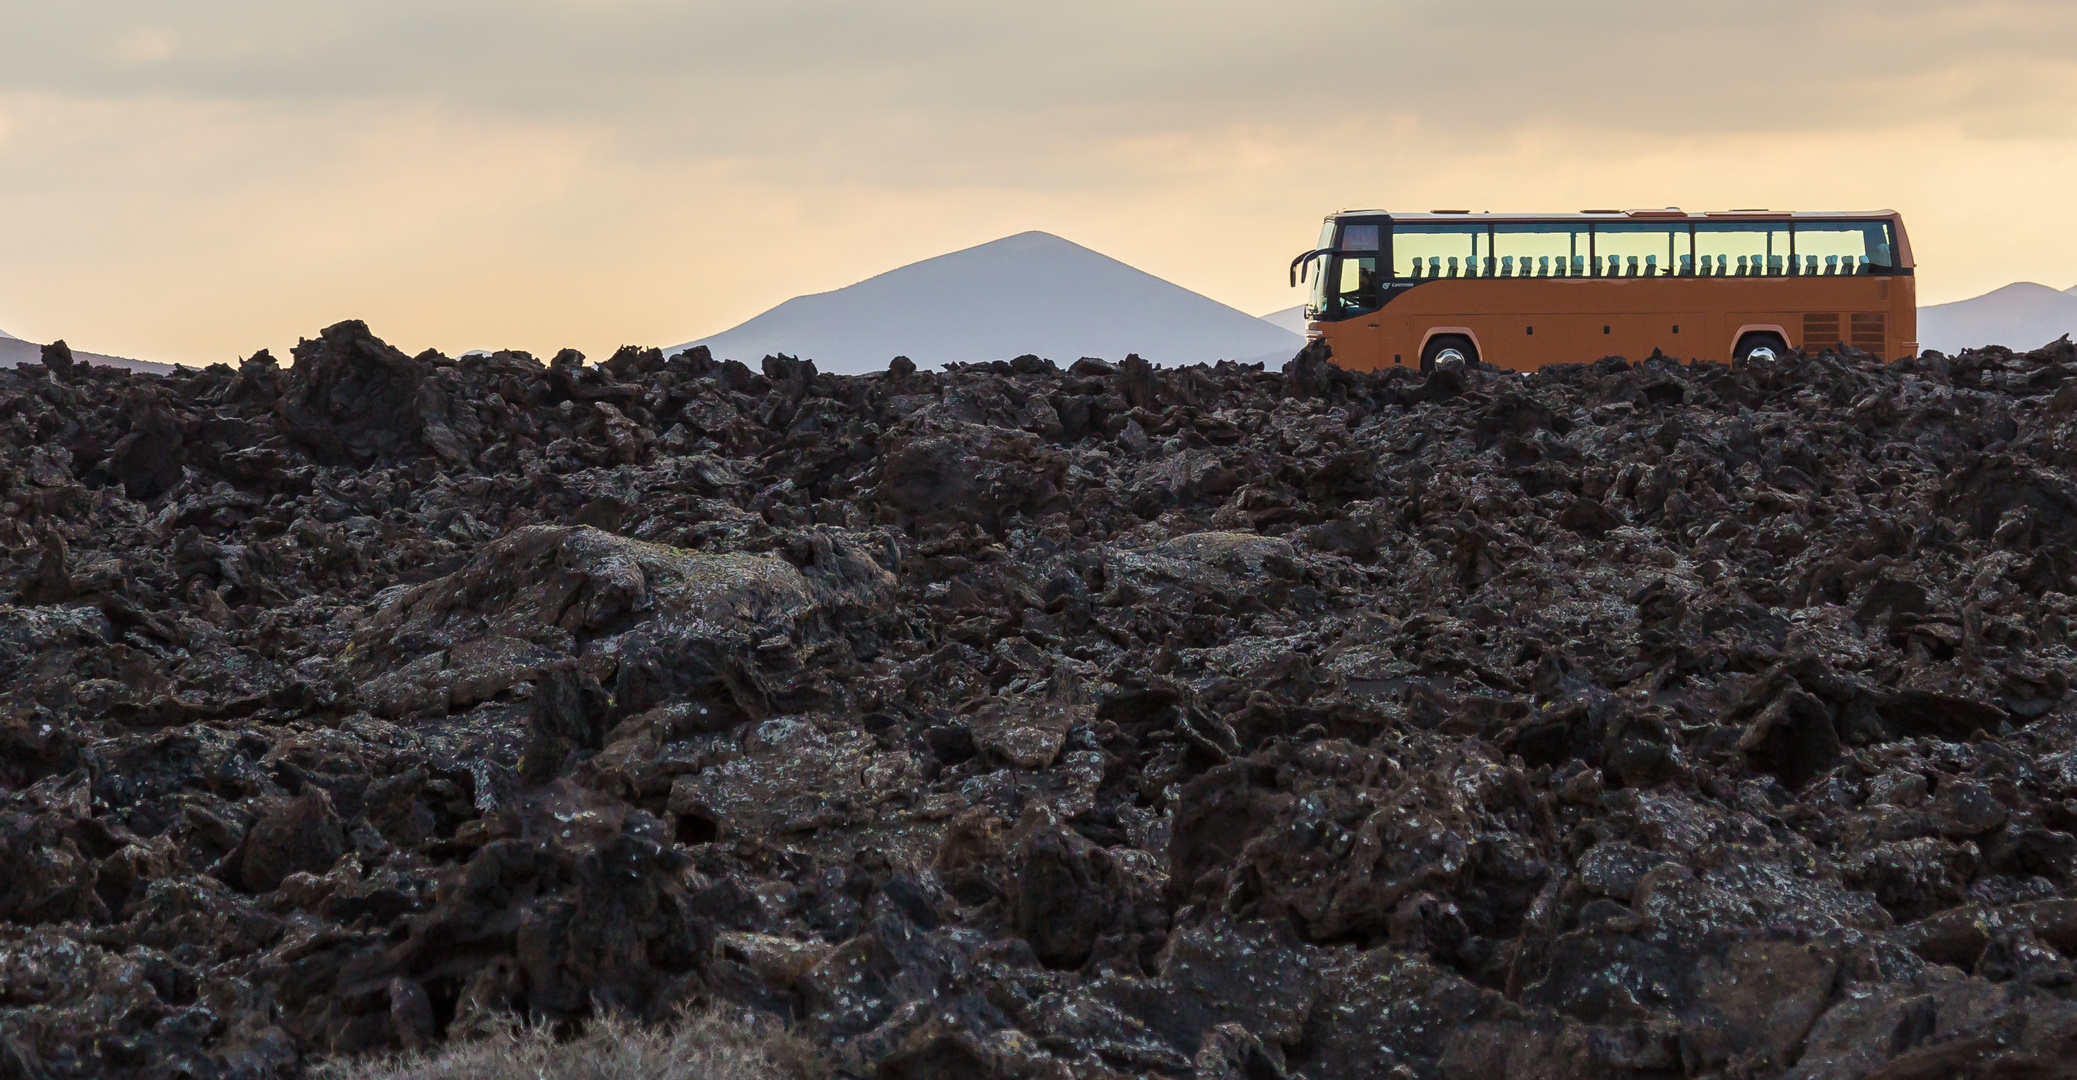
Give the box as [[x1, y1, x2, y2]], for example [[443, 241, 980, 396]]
[[1420, 335, 1477, 374], [1734, 332, 1788, 364]]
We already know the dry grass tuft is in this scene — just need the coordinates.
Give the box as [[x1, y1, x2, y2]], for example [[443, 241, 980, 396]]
[[313, 1007, 826, 1080]]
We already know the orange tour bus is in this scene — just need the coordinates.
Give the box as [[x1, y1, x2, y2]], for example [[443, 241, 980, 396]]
[[1290, 208, 1916, 373]]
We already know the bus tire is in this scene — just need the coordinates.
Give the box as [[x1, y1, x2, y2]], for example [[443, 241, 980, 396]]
[[1420, 335, 1478, 374], [1733, 332, 1788, 364]]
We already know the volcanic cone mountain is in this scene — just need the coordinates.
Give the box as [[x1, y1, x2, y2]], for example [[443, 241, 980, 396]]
[[675, 231, 1304, 373]]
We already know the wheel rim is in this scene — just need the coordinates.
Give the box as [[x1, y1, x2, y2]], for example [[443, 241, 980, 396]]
[[1433, 347, 1468, 366], [1746, 345, 1778, 363]]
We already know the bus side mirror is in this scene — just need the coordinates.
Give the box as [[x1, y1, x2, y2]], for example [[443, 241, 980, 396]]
[[1289, 249, 1328, 287]]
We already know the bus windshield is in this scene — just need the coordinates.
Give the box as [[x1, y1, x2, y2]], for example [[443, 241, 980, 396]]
[[1303, 220, 1338, 317]]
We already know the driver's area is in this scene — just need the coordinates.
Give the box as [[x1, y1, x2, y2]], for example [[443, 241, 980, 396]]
[[1309, 221, 1382, 321], [1329, 255, 1380, 319]]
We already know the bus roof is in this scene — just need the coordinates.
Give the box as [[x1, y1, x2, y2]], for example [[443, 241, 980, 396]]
[[1329, 208, 1903, 225]]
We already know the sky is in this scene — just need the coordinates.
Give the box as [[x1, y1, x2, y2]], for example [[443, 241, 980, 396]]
[[1, 0, 2074, 366]]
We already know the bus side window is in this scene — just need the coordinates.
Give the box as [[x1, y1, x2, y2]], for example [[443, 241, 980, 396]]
[[1491, 222, 1584, 282], [1794, 223, 1894, 276], [1698, 222, 1789, 280], [1391, 224, 1487, 281], [1594, 223, 1684, 279], [1341, 224, 1381, 252]]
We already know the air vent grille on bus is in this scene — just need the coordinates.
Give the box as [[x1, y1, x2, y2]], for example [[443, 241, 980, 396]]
[[1851, 313, 1886, 354], [1803, 313, 1842, 350]]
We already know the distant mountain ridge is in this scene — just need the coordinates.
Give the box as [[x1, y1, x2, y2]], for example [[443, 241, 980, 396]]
[[1919, 282, 2077, 354], [1259, 305, 1308, 336], [0, 335, 175, 375], [675, 231, 1304, 375]]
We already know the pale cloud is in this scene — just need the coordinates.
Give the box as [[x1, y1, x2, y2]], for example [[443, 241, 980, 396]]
[[0, 1, 2072, 365], [109, 27, 177, 64]]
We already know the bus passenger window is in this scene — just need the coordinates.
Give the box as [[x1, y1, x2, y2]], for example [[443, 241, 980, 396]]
[[1698, 221, 1788, 282], [1593, 223, 1684, 282], [1793, 223, 1896, 276], [1391, 223, 1488, 281], [1491, 222, 1585, 283]]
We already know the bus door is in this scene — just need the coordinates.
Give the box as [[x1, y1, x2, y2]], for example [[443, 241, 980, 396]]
[[1326, 253, 1383, 370]]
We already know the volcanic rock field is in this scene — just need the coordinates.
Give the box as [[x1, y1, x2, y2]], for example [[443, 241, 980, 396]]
[[6, 323, 2077, 1079]]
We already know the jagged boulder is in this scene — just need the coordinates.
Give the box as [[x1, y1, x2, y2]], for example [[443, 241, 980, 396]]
[[352, 525, 817, 720]]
